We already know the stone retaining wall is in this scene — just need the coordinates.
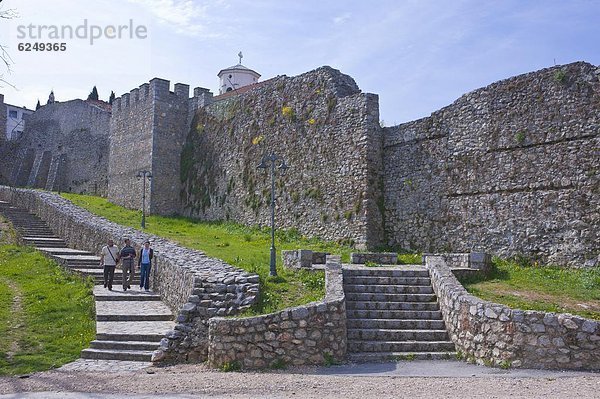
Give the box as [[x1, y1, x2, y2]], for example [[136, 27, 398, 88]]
[[426, 255, 599, 370], [0, 186, 259, 363], [207, 256, 346, 369], [282, 249, 329, 269], [350, 252, 397, 264]]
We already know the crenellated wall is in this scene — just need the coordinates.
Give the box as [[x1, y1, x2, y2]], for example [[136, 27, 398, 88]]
[[384, 62, 600, 266], [0, 100, 110, 195], [180, 66, 384, 249]]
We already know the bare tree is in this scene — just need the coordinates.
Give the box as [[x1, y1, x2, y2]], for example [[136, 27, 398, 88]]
[[0, 1, 18, 88]]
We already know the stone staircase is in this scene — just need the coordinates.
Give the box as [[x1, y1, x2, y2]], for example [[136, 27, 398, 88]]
[[344, 265, 456, 362], [0, 200, 174, 363]]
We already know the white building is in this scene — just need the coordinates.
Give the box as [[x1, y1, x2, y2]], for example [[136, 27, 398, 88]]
[[5, 102, 33, 140], [217, 53, 261, 94]]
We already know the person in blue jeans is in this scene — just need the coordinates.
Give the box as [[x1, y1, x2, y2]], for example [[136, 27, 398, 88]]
[[138, 240, 154, 291]]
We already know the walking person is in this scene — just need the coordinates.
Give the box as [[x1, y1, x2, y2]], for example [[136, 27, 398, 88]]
[[138, 240, 154, 291], [100, 238, 119, 291], [119, 237, 136, 291]]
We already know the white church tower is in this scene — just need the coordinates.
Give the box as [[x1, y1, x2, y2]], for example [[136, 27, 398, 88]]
[[217, 52, 261, 94]]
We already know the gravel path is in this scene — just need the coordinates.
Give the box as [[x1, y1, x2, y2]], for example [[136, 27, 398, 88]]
[[1, 363, 599, 398]]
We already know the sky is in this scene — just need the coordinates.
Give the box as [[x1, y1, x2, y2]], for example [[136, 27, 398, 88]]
[[0, 0, 599, 125]]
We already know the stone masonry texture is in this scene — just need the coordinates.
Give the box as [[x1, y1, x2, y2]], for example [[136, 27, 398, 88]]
[[384, 62, 599, 266], [426, 255, 599, 370], [180, 66, 383, 249], [1, 61, 599, 265], [0, 186, 259, 364], [207, 256, 346, 369], [0, 100, 110, 195], [108, 79, 190, 215]]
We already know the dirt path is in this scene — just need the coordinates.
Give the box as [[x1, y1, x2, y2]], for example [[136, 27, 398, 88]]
[[4, 279, 24, 359], [0, 364, 599, 398]]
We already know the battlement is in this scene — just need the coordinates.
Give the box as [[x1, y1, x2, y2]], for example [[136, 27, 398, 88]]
[[112, 78, 192, 113]]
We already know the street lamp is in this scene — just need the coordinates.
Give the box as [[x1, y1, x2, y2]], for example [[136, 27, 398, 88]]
[[136, 170, 152, 228], [257, 153, 288, 277]]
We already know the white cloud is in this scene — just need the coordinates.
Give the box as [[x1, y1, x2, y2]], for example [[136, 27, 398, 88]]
[[333, 13, 350, 25], [126, 0, 226, 37]]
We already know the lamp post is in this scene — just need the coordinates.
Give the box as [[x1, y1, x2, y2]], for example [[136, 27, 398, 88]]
[[136, 170, 152, 229], [257, 153, 288, 277]]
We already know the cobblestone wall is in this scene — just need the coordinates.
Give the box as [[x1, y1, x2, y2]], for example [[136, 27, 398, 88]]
[[384, 62, 600, 266], [0, 186, 259, 363], [109, 79, 190, 215], [426, 255, 599, 370], [181, 66, 383, 249], [207, 256, 346, 369], [1, 100, 110, 195]]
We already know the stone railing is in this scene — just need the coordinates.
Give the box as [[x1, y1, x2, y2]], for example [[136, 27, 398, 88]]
[[282, 249, 329, 269], [0, 186, 259, 363], [426, 255, 599, 370], [207, 255, 346, 369], [350, 252, 397, 264]]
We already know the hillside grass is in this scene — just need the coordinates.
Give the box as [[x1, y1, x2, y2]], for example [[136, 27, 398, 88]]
[[461, 257, 600, 320], [0, 244, 95, 375]]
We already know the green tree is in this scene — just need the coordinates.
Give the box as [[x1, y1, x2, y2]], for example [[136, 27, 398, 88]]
[[108, 90, 116, 105], [87, 86, 99, 101], [35, 99, 41, 110]]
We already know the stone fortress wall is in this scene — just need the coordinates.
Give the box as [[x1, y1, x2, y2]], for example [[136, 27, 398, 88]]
[[108, 79, 216, 215], [383, 62, 599, 266], [0, 99, 110, 195], [180, 67, 383, 248], [0, 61, 598, 265]]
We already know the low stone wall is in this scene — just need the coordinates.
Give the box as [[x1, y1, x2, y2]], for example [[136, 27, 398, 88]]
[[0, 186, 259, 363], [426, 255, 599, 370], [282, 249, 329, 269], [207, 256, 346, 369], [424, 252, 492, 271], [350, 252, 397, 264]]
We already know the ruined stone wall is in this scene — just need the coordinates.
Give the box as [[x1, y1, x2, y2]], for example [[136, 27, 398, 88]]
[[1, 100, 110, 195], [426, 255, 599, 370], [181, 67, 383, 248], [384, 62, 600, 266]]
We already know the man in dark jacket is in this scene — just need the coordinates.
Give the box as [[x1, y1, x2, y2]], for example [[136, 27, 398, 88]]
[[119, 237, 136, 291], [138, 240, 154, 291]]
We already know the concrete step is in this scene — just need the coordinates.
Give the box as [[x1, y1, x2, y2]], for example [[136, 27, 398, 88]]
[[80, 348, 153, 362], [346, 301, 439, 311], [346, 292, 437, 302], [37, 247, 94, 256], [347, 340, 456, 353], [343, 276, 431, 286], [344, 284, 434, 295], [347, 329, 450, 341], [347, 318, 446, 330], [55, 254, 102, 264], [93, 287, 162, 301], [343, 268, 429, 278], [89, 339, 160, 351], [95, 300, 173, 322], [96, 321, 175, 341], [346, 309, 443, 320], [95, 332, 164, 342], [96, 313, 173, 322], [347, 352, 456, 362]]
